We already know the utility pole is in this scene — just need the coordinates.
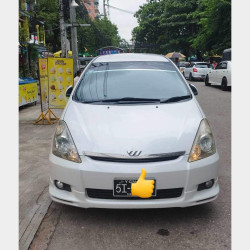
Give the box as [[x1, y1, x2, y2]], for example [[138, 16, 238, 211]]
[[106, 0, 110, 18], [59, 0, 67, 58], [69, 0, 79, 75], [103, 0, 106, 18]]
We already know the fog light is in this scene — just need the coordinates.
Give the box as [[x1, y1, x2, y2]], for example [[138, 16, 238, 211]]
[[54, 180, 71, 192], [55, 180, 64, 189], [197, 179, 214, 191], [205, 180, 213, 188]]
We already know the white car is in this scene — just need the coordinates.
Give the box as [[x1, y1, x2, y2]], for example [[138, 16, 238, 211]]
[[205, 61, 231, 91], [184, 62, 211, 81], [179, 61, 190, 74], [49, 53, 219, 209]]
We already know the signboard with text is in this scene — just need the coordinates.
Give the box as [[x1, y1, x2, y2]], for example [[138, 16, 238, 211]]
[[38, 58, 49, 112], [19, 79, 38, 107], [48, 57, 73, 109]]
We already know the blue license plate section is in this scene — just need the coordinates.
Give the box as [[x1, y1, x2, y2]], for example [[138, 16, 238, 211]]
[[113, 179, 156, 197]]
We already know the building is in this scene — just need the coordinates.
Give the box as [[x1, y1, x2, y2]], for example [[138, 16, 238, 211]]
[[82, 0, 99, 20]]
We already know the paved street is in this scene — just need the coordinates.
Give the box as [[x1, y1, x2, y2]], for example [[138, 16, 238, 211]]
[[21, 81, 231, 250]]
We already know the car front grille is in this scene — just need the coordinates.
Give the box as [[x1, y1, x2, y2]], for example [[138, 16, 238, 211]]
[[87, 155, 181, 163], [86, 188, 183, 200], [85, 151, 186, 163]]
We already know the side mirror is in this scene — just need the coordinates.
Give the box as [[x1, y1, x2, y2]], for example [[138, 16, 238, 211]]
[[66, 86, 73, 97], [189, 84, 198, 95]]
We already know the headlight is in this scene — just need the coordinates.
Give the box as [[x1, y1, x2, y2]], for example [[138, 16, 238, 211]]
[[188, 119, 216, 162], [52, 120, 81, 163]]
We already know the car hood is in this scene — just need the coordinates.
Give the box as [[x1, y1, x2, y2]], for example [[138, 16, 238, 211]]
[[63, 100, 203, 156]]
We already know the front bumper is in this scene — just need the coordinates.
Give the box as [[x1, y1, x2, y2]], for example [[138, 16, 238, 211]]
[[49, 152, 219, 209]]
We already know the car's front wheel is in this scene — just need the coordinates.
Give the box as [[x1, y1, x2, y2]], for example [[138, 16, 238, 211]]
[[221, 77, 228, 91], [205, 75, 211, 86]]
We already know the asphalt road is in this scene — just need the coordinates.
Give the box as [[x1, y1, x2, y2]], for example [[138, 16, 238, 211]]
[[30, 81, 231, 250]]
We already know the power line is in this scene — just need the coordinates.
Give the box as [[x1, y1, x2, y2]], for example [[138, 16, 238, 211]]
[[105, 4, 135, 15]]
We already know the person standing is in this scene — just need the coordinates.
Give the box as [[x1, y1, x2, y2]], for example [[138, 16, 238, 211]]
[[212, 61, 218, 69], [174, 57, 180, 69], [74, 70, 81, 85]]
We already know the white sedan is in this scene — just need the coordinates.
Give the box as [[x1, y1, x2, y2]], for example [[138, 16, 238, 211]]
[[205, 61, 231, 91], [183, 62, 211, 81], [49, 53, 219, 209]]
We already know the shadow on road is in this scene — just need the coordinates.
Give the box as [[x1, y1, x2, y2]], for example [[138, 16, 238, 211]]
[[59, 201, 218, 226], [209, 85, 231, 92]]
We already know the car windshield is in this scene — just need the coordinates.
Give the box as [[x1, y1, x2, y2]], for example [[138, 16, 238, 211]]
[[179, 62, 188, 67], [196, 63, 209, 68], [73, 61, 191, 104]]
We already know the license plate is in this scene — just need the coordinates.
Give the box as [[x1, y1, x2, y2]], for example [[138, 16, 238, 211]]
[[113, 179, 156, 197]]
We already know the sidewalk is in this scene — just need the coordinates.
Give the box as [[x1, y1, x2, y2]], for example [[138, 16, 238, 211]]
[[19, 103, 63, 250]]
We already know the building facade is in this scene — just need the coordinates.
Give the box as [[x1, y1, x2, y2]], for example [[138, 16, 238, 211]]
[[82, 0, 99, 20]]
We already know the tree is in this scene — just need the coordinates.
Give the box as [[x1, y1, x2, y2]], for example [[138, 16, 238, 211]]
[[133, 0, 200, 57], [132, 0, 165, 54], [158, 0, 200, 57], [191, 0, 231, 55], [34, 0, 61, 52], [76, 3, 121, 56], [33, 0, 120, 55], [133, 0, 231, 57]]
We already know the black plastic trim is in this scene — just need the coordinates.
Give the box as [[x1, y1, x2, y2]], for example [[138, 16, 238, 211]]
[[197, 179, 214, 191], [87, 155, 181, 163], [54, 180, 72, 192], [86, 188, 183, 200]]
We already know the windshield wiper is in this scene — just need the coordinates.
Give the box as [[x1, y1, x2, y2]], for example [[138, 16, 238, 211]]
[[81, 97, 161, 104], [101, 97, 161, 103], [160, 95, 192, 103], [82, 96, 191, 104]]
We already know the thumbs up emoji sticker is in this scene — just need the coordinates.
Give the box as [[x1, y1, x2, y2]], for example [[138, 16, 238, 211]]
[[131, 169, 155, 198]]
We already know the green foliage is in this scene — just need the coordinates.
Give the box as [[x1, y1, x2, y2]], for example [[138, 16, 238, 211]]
[[132, 0, 165, 53], [28, 44, 39, 78], [159, 0, 200, 57], [77, 18, 120, 55], [33, 0, 120, 54], [191, 0, 231, 54], [34, 0, 61, 51], [133, 0, 231, 57], [133, 0, 199, 56], [19, 26, 29, 46]]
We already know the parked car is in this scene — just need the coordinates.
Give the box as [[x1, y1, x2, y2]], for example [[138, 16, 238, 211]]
[[205, 61, 231, 91], [49, 53, 219, 209], [179, 61, 190, 74], [222, 48, 231, 61], [183, 62, 211, 81]]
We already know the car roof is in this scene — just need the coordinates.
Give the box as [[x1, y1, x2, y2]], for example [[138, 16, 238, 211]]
[[220, 61, 231, 64], [193, 62, 209, 64], [94, 53, 170, 63]]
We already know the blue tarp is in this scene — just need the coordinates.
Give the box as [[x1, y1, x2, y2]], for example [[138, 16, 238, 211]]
[[19, 77, 37, 85]]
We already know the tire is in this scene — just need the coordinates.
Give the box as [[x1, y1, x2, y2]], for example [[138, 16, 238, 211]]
[[189, 73, 193, 81], [221, 78, 228, 91], [183, 71, 185, 78], [205, 75, 211, 86]]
